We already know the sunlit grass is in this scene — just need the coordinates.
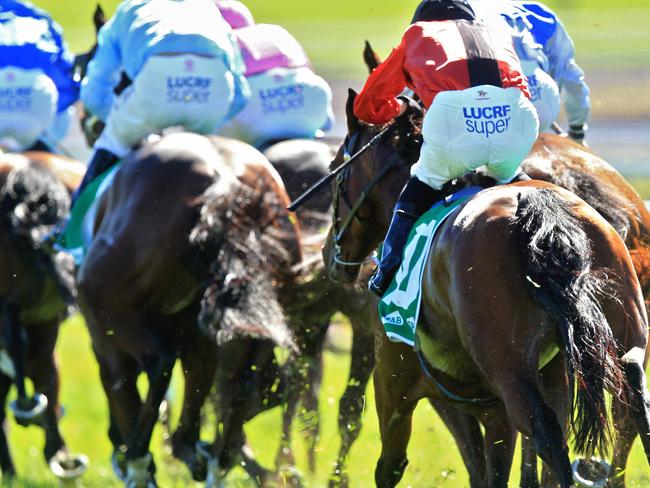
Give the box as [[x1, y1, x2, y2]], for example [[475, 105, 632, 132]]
[[3, 314, 650, 487]]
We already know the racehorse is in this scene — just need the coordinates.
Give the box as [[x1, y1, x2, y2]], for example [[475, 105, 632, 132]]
[[0, 151, 87, 480], [354, 41, 650, 487], [264, 138, 377, 484], [75, 132, 303, 487], [322, 90, 650, 487]]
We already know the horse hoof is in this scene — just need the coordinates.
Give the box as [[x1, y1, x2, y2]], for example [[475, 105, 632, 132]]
[[111, 451, 127, 481], [49, 451, 89, 481], [187, 440, 209, 481], [11, 393, 48, 426], [205, 457, 226, 488], [572, 457, 611, 488], [125, 453, 156, 488], [274, 465, 304, 488]]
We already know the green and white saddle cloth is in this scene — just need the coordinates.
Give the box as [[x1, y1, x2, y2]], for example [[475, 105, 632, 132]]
[[378, 186, 482, 346], [55, 163, 121, 265]]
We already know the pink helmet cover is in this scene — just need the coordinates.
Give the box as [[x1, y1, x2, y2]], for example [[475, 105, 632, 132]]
[[216, 0, 255, 29], [234, 24, 311, 76]]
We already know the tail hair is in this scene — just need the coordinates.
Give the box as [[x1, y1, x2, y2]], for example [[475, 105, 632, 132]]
[[190, 179, 297, 353], [514, 188, 624, 456]]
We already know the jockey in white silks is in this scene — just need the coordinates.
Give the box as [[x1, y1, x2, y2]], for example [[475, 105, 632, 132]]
[[216, 1, 334, 148], [0, 0, 79, 153], [512, 1, 591, 144], [76, 0, 250, 201]]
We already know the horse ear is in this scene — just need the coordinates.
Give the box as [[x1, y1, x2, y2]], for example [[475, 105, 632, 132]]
[[363, 40, 382, 74], [94, 4, 107, 33], [346, 88, 360, 134]]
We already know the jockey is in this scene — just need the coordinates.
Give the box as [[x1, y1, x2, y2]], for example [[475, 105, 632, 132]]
[[469, 0, 560, 132], [215, 0, 254, 29], [512, 1, 590, 144], [356, 0, 538, 296], [0, 0, 80, 153], [216, 1, 334, 148], [76, 0, 250, 200]]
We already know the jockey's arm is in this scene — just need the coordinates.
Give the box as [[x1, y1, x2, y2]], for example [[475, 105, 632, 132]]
[[222, 29, 251, 120], [544, 15, 590, 138], [80, 16, 123, 122], [353, 38, 409, 125], [46, 20, 80, 113]]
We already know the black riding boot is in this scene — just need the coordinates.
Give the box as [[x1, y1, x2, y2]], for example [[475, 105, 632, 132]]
[[368, 177, 447, 297], [26, 139, 53, 153], [71, 148, 119, 207]]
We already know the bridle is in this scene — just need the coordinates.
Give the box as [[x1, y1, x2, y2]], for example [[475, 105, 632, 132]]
[[331, 128, 406, 267]]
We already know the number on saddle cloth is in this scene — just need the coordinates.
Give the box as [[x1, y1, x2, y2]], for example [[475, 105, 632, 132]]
[[55, 162, 121, 263], [378, 186, 483, 346]]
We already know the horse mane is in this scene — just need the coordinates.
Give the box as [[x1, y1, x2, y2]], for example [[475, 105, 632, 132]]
[[547, 165, 635, 241], [189, 176, 297, 353], [0, 160, 76, 308]]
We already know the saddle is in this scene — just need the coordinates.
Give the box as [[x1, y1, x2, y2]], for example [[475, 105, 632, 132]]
[[379, 172, 497, 345]]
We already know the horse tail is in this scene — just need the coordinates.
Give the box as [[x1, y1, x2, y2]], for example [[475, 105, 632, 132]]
[[0, 162, 76, 307], [513, 188, 624, 457], [189, 178, 298, 353]]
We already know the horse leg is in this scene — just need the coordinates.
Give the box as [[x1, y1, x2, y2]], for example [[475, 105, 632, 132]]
[[373, 338, 426, 488], [0, 374, 15, 476], [499, 379, 572, 488], [24, 322, 64, 462], [604, 346, 650, 488], [330, 317, 375, 488], [428, 399, 488, 488], [520, 436, 539, 488], [480, 405, 517, 488], [172, 339, 218, 481], [95, 350, 143, 479]]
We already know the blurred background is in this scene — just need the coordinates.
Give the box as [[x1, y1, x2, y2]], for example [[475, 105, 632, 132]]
[[6, 1, 648, 486]]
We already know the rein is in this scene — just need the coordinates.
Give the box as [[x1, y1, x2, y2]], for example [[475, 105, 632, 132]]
[[286, 125, 393, 213], [331, 128, 406, 267]]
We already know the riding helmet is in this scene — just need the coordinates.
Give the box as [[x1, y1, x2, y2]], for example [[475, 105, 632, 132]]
[[411, 0, 476, 23]]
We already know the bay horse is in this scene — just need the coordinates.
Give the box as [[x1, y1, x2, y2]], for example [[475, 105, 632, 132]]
[[0, 151, 87, 479], [322, 90, 650, 487], [75, 132, 302, 488], [354, 41, 650, 487]]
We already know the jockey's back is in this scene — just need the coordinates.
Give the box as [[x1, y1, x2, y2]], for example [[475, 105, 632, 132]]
[[0, 0, 78, 112], [82, 0, 248, 121]]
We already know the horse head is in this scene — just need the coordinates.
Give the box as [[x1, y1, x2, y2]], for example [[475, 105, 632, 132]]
[[322, 88, 422, 284]]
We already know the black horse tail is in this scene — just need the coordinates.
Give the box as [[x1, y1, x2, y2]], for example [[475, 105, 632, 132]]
[[189, 178, 297, 353], [514, 188, 623, 457], [0, 163, 76, 308]]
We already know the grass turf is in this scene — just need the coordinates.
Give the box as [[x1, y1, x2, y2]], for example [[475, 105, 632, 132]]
[[4, 314, 650, 487], [7, 2, 650, 486]]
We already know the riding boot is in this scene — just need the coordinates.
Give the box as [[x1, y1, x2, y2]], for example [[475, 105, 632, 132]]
[[71, 148, 119, 207], [26, 139, 53, 153], [368, 177, 447, 297]]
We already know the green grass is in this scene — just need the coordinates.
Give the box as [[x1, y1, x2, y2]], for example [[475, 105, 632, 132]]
[[31, 1, 650, 79], [4, 314, 650, 487]]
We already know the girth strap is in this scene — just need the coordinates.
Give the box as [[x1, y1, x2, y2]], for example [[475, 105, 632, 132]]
[[457, 21, 502, 88]]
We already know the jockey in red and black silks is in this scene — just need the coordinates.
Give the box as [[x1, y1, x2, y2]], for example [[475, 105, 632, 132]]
[[356, 0, 539, 297]]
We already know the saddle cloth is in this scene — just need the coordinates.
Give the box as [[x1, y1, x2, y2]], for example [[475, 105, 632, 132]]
[[55, 163, 120, 265], [379, 186, 482, 346]]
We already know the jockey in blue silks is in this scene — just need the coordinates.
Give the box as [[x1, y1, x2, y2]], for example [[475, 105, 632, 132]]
[[512, 1, 591, 144], [469, 0, 561, 133], [75, 0, 250, 201], [0, 0, 79, 152]]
